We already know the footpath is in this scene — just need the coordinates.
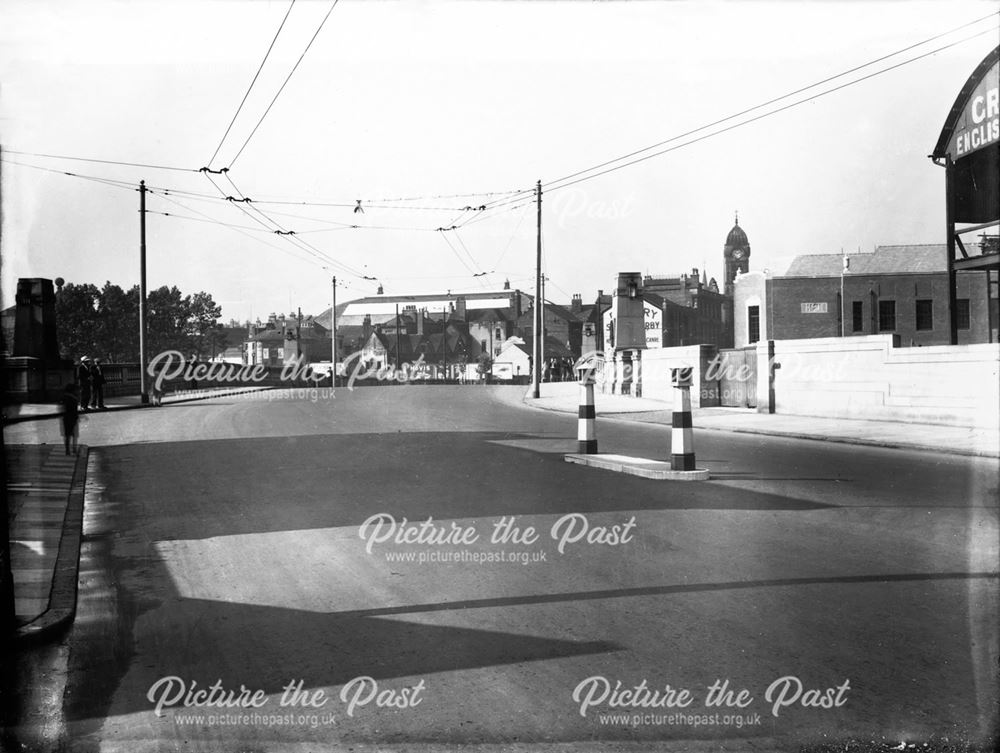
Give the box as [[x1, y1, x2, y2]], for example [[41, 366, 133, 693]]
[[521, 382, 1000, 459], [3, 384, 275, 643], [2, 383, 276, 425]]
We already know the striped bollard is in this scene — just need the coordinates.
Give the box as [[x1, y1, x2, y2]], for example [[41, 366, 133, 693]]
[[577, 365, 598, 454], [671, 367, 695, 471]]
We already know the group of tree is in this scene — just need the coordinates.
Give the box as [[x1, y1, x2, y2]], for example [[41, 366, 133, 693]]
[[55, 282, 228, 363]]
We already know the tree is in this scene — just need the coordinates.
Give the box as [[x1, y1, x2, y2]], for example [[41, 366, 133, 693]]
[[54, 281, 228, 363], [476, 351, 493, 380], [55, 282, 101, 360], [146, 285, 192, 357], [187, 291, 223, 358], [95, 282, 139, 361]]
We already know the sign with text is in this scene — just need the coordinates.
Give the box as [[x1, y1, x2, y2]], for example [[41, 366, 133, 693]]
[[800, 302, 828, 314], [604, 297, 663, 351], [948, 59, 999, 161]]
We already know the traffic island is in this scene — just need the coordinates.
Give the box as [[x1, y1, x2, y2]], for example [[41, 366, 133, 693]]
[[563, 365, 711, 481], [564, 452, 710, 480]]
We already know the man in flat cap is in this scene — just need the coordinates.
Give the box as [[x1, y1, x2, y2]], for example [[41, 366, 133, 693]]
[[77, 356, 92, 412]]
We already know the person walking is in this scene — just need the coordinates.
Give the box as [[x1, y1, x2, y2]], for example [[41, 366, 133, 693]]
[[90, 358, 107, 409], [60, 383, 81, 455], [77, 356, 92, 412]]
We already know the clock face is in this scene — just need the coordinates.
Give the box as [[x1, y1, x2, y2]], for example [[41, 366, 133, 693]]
[[733, 249, 745, 261]]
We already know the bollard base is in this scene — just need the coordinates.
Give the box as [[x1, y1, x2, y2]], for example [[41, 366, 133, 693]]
[[564, 453, 710, 481]]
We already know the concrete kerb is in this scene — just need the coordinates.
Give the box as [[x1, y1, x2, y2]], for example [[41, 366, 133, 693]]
[[521, 388, 1000, 459], [2, 385, 282, 425], [694, 423, 1000, 459], [15, 447, 89, 646], [565, 453, 710, 480]]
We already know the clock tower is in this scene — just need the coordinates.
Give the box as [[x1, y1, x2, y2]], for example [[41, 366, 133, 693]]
[[723, 213, 750, 295]]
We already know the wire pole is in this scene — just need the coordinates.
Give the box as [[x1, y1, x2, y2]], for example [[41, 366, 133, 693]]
[[139, 180, 149, 404], [532, 180, 542, 398], [331, 276, 337, 386]]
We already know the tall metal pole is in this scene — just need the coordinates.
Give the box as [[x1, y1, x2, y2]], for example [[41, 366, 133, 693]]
[[395, 303, 401, 371], [532, 180, 542, 398], [331, 276, 337, 385], [945, 158, 959, 345], [139, 180, 149, 404]]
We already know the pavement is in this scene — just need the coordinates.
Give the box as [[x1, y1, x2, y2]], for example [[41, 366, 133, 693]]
[[2, 384, 276, 424], [522, 382, 1000, 458], [3, 385, 275, 643], [3, 380, 996, 650], [5, 444, 89, 643]]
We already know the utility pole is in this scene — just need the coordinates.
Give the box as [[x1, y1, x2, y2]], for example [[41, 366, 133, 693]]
[[442, 306, 448, 380], [139, 180, 149, 404], [296, 307, 302, 360], [331, 276, 337, 386], [532, 179, 542, 398], [395, 303, 401, 372]]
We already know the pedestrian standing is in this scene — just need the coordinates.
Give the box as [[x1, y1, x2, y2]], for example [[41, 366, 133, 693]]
[[77, 356, 92, 412], [90, 358, 107, 409], [61, 383, 80, 455]]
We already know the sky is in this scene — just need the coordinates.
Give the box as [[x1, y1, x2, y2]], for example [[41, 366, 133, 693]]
[[1, 0, 998, 324]]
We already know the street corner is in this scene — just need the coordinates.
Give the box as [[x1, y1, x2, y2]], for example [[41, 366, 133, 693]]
[[13, 445, 90, 645]]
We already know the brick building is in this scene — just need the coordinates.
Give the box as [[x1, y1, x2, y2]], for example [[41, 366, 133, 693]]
[[734, 243, 997, 347]]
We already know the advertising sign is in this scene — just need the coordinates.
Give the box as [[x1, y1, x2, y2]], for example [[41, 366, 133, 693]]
[[947, 59, 999, 161], [604, 297, 663, 352]]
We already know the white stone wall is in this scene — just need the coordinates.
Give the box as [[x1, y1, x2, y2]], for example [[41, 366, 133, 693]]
[[755, 335, 1000, 428]]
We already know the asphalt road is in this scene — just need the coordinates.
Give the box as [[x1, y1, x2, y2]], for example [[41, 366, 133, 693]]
[[3, 385, 998, 752]]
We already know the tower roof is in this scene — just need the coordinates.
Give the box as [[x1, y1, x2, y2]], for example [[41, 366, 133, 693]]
[[725, 214, 748, 247]]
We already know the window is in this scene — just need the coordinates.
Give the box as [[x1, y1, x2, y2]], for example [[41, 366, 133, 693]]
[[852, 301, 864, 332], [956, 299, 971, 330], [747, 305, 760, 344], [878, 300, 896, 332], [915, 300, 933, 331]]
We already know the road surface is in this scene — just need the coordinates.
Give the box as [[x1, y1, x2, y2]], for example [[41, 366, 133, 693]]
[[3, 384, 998, 752]]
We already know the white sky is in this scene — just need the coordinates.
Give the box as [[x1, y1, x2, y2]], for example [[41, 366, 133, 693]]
[[2, 1, 997, 323]]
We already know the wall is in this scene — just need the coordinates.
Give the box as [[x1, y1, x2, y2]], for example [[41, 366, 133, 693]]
[[597, 345, 719, 408], [733, 272, 768, 348], [753, 334, 999, 428]]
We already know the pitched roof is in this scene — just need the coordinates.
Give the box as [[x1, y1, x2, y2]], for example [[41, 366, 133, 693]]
[[783, 244, 947, 277], [507, 335, 574, 359]]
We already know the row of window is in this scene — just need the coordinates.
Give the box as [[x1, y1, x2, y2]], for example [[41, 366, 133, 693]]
[[853, 299, 970, 333], [745, 299, 972, 344]]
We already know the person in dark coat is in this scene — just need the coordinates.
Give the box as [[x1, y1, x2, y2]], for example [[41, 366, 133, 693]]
[[90, 358, 107, 409], [77, 357, 92, 412], [61, 383, 80, 455]]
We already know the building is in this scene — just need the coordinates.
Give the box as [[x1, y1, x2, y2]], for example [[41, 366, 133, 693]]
[[734, 243, 998, 347], [246, 313, 331, 367], [493, 335, 574, 382], [637, 216, 745, 348], [321, 283, 599, 379]]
